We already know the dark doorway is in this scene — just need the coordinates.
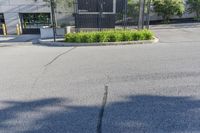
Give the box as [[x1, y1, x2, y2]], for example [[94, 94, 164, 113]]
[[0, 13, 5, 35], [20, 13, 51, 34]]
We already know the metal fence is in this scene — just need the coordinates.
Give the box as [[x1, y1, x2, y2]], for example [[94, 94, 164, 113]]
[[73, 0, 151, 31]]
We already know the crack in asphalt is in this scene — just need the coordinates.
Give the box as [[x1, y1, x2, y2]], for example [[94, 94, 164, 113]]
[[31, 47, 76, 89], [44, 47, 76, 67], [96, 85, 108, 133]]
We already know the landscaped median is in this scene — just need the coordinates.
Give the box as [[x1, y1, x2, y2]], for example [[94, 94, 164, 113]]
[[39, 29, 158, 47]]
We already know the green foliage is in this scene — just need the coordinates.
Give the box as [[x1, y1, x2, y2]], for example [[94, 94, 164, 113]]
[[65, 30, 154, 43], [116, 0, 140, 22], [153, 0, 185, 23], [34, 0, 73, 8], [127, 0, 140, 19], [187, 0, 200, 20]]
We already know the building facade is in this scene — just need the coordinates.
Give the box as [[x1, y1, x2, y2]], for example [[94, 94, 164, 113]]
[[0, 0, 197, 35], [0, 0, 74, 35]]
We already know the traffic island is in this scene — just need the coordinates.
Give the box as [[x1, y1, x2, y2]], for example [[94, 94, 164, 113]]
[[38, 29, 159, 47]]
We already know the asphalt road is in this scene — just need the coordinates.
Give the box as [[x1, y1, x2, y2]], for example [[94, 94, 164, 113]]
[[0, 26, 200, 133]]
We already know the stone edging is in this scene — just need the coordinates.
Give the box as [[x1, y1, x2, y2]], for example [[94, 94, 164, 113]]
[[38, 37, 159, 47]]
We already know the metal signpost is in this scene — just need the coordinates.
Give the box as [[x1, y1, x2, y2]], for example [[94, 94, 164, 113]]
[[50, 0, 56, 42]]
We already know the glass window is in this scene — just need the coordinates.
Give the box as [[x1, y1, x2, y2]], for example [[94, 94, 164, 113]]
[[21, 13, 51, 29]]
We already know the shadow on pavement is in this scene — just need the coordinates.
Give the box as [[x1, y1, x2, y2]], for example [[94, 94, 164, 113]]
[[0, 95, 200, 133], [103, 95, 200, 133]]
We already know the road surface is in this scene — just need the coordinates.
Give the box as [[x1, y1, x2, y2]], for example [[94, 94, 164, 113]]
[[0, 25, 200, 133]]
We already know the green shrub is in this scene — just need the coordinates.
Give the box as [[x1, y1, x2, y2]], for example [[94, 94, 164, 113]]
[[65, 29, 154, 43], [81, 33, 95, 43], [133, 32, 142, 41], [65, 33, 76, 42], [75, 33, 82, 43], [99, 32, 110, 42], [142, 30, 153, 40], [120, 31, 132, 41]]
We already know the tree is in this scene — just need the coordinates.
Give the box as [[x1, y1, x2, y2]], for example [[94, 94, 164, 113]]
[[115, 0, 141, 23], [45, 0, 73, 8], [34, 0, 73, 9], [187, 0, 200, 20], [127, 0, 140, 19], [152, 0, 185, 23]]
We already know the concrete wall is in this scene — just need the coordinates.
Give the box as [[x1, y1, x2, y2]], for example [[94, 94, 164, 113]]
[[0, 0, 74, 34]]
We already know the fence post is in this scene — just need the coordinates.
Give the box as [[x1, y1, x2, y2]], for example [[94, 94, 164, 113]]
[[146, 0, 151, 29], [138, 0, 145, 30]]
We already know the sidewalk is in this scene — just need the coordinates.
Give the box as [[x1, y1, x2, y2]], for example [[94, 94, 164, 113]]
[[150, 22, 200, 29], [125, 22, 200, 30], [0, 35, 40, 43], [0, 35, 40, 47]]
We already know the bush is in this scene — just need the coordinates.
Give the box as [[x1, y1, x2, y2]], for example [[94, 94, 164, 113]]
[[187, 0, 200, 20], [153, 0, 185, 23], [65, 30, 154, 43]]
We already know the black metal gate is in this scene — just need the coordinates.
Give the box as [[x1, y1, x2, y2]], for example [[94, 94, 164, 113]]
[[74, 0, 141, 30], [0, 13, 5, 35], [75, 0, 116, 29], [20, 13, 51, 34]]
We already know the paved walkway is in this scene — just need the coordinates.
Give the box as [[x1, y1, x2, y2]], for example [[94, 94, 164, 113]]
[[0, 35, 40, 42]]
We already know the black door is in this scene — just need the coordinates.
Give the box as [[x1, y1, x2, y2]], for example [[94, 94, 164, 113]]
[[20, 13, 51, 34]]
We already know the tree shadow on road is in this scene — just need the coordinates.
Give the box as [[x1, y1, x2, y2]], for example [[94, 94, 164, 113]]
[[103, 95, 200, 133], [0, 95, 200, 133]]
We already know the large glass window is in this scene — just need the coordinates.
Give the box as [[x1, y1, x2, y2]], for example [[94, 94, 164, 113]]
[[20, 13, 51, 29]]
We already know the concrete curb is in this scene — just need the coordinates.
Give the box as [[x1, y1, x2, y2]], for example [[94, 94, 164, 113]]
[[38, 37, 159, 47]]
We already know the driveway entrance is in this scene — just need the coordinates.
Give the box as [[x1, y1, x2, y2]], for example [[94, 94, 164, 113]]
[[151, 23, 200, 43]]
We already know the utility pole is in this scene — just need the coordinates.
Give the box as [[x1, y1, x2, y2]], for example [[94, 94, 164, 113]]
[[50, 0, 56, 42], [146, 0, 151, 29], [74, 0, 79, 32], [138, 0, 145, 30]]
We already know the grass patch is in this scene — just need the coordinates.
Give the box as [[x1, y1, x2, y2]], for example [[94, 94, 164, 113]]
[[65, 29, 154, 43]]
